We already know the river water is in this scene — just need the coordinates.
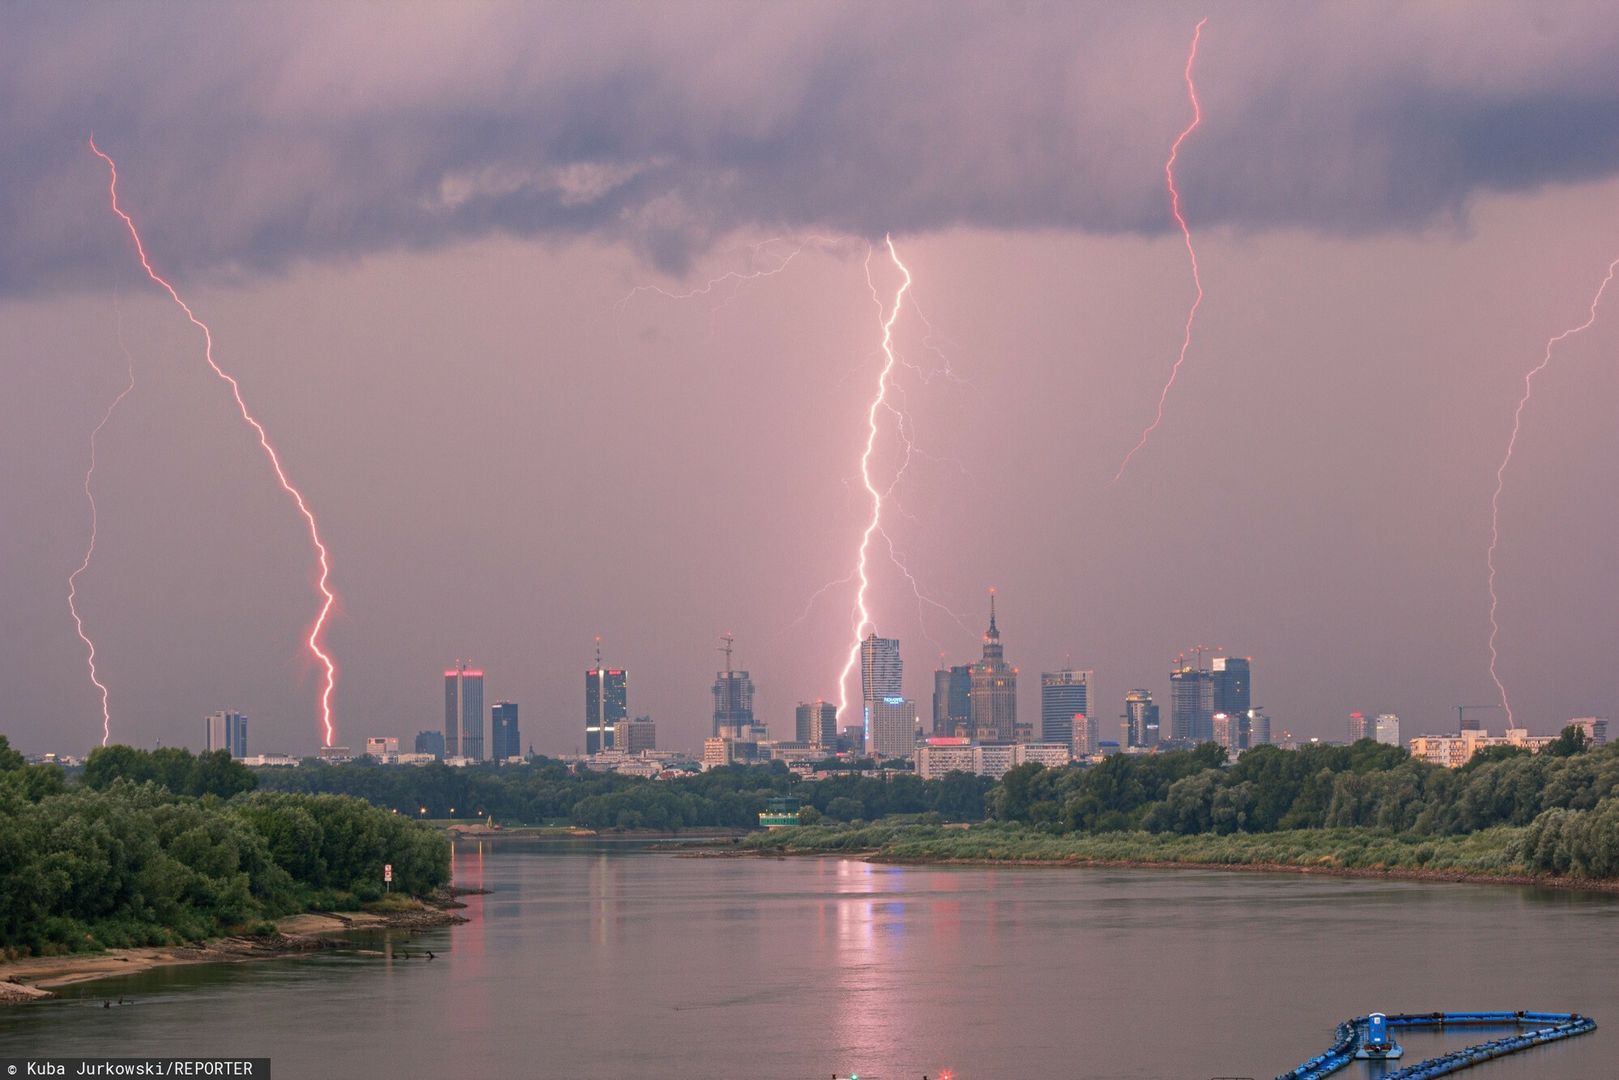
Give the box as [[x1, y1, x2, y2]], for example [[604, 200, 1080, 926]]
[[2, 838, 1615, 1079]]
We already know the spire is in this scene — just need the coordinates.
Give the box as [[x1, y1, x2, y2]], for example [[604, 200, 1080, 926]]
[[980, 589, 1005, 664]]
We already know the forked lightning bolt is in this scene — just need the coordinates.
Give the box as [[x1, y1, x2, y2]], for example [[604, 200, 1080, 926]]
[[836, 236, 912, 726], [90, 137, 341, 747], [68, 304, 135, 748], [1114, 17, 1208, 483], [1486, 254, 1619, 726]]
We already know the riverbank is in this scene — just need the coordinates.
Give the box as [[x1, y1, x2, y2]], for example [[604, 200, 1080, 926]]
[[737, 822, 1619, 894], [447, 825, 749, 840], [0, 890, 469, 1005], [865, 853, 1619, 893]]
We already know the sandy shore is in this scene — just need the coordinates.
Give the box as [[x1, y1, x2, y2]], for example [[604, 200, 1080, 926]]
[[0, 898, 467, 1005]]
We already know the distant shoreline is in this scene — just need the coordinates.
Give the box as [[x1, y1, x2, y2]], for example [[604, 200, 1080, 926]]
[[446, 825, 748, 840], [0, 892, 469, 1005], [862, 853, 1619, 894], [732, 824, 1619, 896]]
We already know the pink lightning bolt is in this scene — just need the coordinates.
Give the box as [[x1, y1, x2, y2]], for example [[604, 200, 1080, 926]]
[[1486, 254, 1619, 726], [90, 137, 341, 747], [836, 235, 913, 727], [1113, 17, 1208, 483], [68, 305, 136, 748]]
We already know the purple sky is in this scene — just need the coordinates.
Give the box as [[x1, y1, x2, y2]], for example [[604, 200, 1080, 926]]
[[5, 2, 1619, 756]]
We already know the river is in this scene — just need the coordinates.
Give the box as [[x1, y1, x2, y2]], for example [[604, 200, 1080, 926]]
[[3, 838, 1615, 1079]]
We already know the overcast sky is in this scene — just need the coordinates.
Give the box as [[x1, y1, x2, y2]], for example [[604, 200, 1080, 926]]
[[5, 1, 1619, 756]]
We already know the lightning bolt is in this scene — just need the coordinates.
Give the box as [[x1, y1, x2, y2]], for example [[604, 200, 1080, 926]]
[[836, 236, 913, 726], [69, 298, 136, 748], [90, 137, 341, 747], [1486, 254, 1619, 727], [1113, 17, 1208, 483]]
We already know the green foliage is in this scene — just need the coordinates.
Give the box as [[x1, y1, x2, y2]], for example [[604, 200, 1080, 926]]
[[1514, 795, 1619, 878], [980, 740, 1619, 849], [745, 821, 1537, 878], [1542, 725, 1591, 758], [0, 734, 26, 772], [253, 758, 997, 832], [84, 745, 257, 799], [251, 738, 1619, 882], [0, 771, 449, 955]]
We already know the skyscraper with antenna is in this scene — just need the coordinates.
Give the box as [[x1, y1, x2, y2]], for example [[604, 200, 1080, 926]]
[[586, 639, 627, 754]]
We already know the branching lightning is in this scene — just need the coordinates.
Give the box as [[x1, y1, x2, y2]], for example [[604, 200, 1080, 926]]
[[1486, 254, 1619, 726], [68, 298, 136, 748], [90, 137, 341, 747], [835, 236, 913, 725], [1113, 17, 1208, 483]]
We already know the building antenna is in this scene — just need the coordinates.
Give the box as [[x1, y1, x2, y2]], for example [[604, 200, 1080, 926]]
[[720, 632, 735, 675], [595, 635, 602, 671]]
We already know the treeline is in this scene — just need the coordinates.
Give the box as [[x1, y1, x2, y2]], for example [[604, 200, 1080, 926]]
[[246, 729, 1619, 879], [745, 820, 1536, 879], [990, 728, 1613, 839], [742, 732, 1619, 881], [255, 759, 994, 831], [0, 739, 450, 956]]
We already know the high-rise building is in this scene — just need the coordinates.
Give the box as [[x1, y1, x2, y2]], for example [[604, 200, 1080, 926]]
[[1211, 657, 1251, 717], [860, 633, 903, 745], [1569, 717, 1608, 746], [205, 710, 248, 758], [1040, 669, 1094, 747], [1170, 664, 1214, 743], [615, 716, 657, 753], [861, 634, 903, 700], [1213, 712, 1239, 751], [1374, 713, 1400, 746], [712, 635, 756, 739], [868, 697, 917, 761], [586, 650, 628, 754], [796, 701, 838, 749], [491, 701, 521, 761], [932, 664, 972, 738], [1248, 711, 1272, 747], [1348, 712, 1370, 743], [444, 662, 485, 761], [1124, 689, 1159, 748], [968, 596, 1018, 742], [1073, 711, 1098, 757], [414, 729, 445, 758]]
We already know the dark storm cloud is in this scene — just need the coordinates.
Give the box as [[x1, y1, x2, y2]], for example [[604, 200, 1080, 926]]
[[6, 1, 1619, 294]]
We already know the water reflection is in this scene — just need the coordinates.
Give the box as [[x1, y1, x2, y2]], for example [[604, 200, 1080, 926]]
[[589, 850, 623, 947], [2, 847, 1615, 1080]]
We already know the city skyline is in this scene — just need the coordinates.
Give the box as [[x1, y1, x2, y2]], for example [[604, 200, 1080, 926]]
[[17, 618, 1610, 759], [9, 6, 1619, 757]]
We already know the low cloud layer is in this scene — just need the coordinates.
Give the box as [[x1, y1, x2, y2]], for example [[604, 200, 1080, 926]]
[[7, 2, 1619, 293]]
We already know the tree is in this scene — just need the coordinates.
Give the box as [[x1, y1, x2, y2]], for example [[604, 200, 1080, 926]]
[[0, 734, 26, 772], [825, 796, 864, 822], [1543, 725, 1591, 758]]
